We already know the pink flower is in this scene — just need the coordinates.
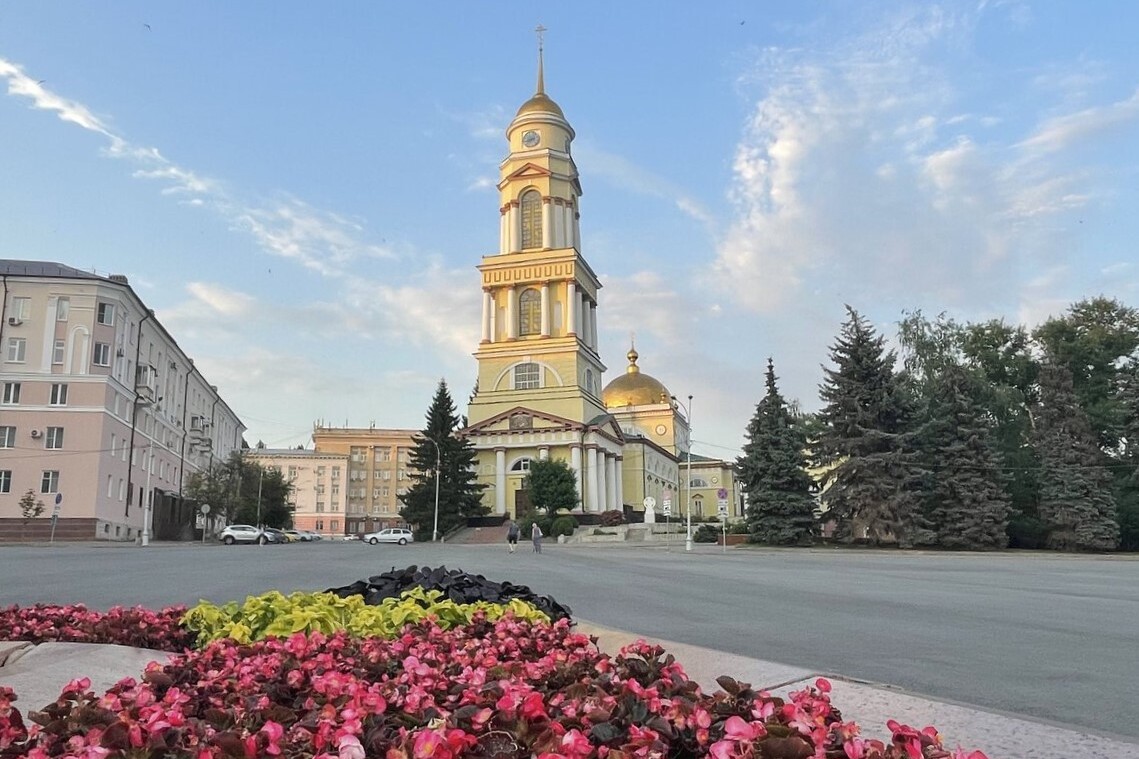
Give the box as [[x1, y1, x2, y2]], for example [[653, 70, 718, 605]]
[[723, 715, 764, 741], [560, 728, 592, 757], [338, 734, 366, 759]]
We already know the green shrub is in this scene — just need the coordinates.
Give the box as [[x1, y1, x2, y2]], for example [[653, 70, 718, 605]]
[[728, 521, 750, 534], [181, 587, 549, 647], [693, 524, 719, 543], [599, 509, 625, 526], [550, 515, 577, 537]]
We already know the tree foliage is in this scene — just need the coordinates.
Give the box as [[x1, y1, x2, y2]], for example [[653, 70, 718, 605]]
[[814, 307, 921, 545], [399, 380, 488, 540], [1034, 359, 1119, 551], [523, 459, 579, 514], [184, 452, 293, 528], [737, 358, 816, 545]]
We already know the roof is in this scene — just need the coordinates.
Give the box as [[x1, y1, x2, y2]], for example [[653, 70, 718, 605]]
[[0, 259, 111, 280], [602, 347, 672, 408]]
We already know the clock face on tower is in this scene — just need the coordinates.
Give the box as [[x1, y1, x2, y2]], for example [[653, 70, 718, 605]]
[[522, 130, 541, 148]]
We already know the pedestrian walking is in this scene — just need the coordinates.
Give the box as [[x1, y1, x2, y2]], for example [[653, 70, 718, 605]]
[[507, 520, 519, 553], [531, 521, 543, 553]]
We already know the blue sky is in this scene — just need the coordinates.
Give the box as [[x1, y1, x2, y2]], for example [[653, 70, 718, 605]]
[[3, 2, 1137, 458]]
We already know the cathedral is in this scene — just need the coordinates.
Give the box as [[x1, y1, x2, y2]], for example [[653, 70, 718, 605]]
[[461, 45, 740, 522]]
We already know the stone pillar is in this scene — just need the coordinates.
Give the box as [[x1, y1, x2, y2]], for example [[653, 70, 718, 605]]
[[596, 451, 607, 512], [615, 456, 624, 511], [495, 448, 507, 514], [578, 293, 589, 345], [499, 209, 508, 254], [542, 198, 553, 249], [606, 454, 617, 512], [481, 290, 493, 343], [506, 288, 518, 340], [564, 205, 575, 249], [589, 302, 599, 351], [586, 445, 599, 513], [510, 203, 521, 252], [540, 283, 551, 337], [554, 200, 566, 247], [566, 281, 577, 336], [570, 443, 583, 508]]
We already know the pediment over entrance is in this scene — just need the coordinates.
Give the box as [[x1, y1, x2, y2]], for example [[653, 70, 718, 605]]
[[463, 406, 581, 436], [498, 163, 553, 188]]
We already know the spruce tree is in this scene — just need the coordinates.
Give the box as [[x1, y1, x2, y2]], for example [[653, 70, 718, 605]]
[[1116, 366, 1139, 551], [1033, 359, 1119, 551], [918, 363, 1010, 549], [814, 307, 920, 545], [399, 380, 488, 540], [737, 359, 817, 545]]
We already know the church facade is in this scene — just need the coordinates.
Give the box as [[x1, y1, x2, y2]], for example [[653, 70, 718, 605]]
[[462, 50, 740, 522]]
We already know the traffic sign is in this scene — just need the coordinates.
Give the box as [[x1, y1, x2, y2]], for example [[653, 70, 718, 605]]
[[717, 500, 728, 517], [662, 499, 672, 517], [717, 488, 728, 499]]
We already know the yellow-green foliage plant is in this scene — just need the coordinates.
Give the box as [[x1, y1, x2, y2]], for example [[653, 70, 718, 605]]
[[181, 587, 550, 647]]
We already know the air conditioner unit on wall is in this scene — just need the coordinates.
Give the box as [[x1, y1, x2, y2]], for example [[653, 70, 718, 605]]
[[30, 429, 42, 439], [7, 317, 22, 326]]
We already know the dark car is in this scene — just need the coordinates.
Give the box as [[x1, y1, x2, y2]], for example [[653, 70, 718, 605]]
[[261, 527, 286, 544]]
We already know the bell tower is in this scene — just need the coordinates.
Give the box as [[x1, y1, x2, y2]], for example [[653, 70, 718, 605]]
[[463, 31, 624, 518], [467, 31, 607, 427]]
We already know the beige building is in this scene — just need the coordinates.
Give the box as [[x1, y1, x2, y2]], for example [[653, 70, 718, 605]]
[[461, 54, 744, 522], [309, 425, 418, 535], [244, 448, 349, 537], [0, 260, 245, 541]]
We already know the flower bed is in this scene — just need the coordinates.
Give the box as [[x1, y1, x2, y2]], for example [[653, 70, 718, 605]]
[[0, 569, 988, 759]]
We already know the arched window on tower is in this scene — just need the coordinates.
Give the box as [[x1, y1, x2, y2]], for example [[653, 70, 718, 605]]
[[520, 190, 543, 249], [510, 458, 532, 472], [514, 362, 541, 390], [519, 288, 541, 336]]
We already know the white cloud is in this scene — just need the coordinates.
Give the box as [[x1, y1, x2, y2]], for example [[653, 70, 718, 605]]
[[1017, 88, 1139, 156], [576, 145, 715, 227]]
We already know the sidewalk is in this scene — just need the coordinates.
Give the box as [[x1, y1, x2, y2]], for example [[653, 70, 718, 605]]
[[3, 626, 1137, 759]]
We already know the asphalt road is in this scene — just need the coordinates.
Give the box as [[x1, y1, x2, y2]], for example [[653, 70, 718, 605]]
[[1, 540, 1135, 738]]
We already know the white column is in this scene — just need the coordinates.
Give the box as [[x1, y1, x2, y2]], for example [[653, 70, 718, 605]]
[[589, 303, 599, 351], [579, 294, 590, 345], [586, 446, 600, 512], [512, 205, 523, 253], [554, 201, 566, 248], [566, 281, 577, 336], [506, 288, 518, 340], [606, 454, 617, 513], [596, 452, 607, 512], [490, 298, 498, 342], [500, 211, 508, 254], [615, 457, 624, 510], [542, 199, 553, 249], [482, 291, 493, 342], [540, 283, 551, 337], [570, 444, 583, 508], [564, 205, 575, 249], [495, 448, 507, 514], [573, 206, 581, 249]]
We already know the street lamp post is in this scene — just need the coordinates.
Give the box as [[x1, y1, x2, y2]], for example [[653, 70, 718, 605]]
[[426, 437, 442, 542], [672, 394, 694, 552], [256, 466, 264, 527]]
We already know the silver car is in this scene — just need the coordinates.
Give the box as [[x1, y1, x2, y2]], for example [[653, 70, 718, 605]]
[[361, 528, 414, 545], [218, 524, 265, 545]]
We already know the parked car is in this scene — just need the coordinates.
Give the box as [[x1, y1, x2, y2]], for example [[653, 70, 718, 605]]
[[362, 528, 414, 545], [218, 524, 265, 545], [283, 529, 310, 542], [304, 531, 323, 541], [262, 527, 288, 543]]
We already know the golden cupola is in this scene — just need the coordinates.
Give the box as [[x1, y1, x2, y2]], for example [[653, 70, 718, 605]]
[[602, 346, 672, 408]]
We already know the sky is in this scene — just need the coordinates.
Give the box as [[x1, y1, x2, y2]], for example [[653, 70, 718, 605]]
[[2, 2, 1138, 458]]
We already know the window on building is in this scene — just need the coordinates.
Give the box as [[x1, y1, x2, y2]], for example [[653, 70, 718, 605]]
[[514, 362, 540, 389], [690, 478, 709, 488], [381, 470, 391, 481], [350, 447, 365, 462], [331, 466, 340, 479], [519, 288, 541, 336], [0, 470, 11, 494], [41, 470, 60, 494], [377, 448, 392, 462], [2, 383, 20, 404], [50, 384, 68, 405], [331, 520, 339, 532], [316, 483, 325, 494], [107, 476, 113, 498], [381, 486, 390, 497], [317, 466, 326, 476], [93, 343, 111, 366], [510, 458, 532, 472], [287, 466, 298, 479], [52, 340, 65, 365], [693, 496, 704, 517], [56, 297, 70, 321], [520, 190, 543, 249], [45, 427, 64, 450], [97, 302, 115, 326], [0, 426, 14, 448], [331, 485, 340, 496], [315, 519, 324, 531], [10, 297, 30, 321], [6, 338, 26, 363], [585, 368, 594, 394], [316, 502, 325, 513]]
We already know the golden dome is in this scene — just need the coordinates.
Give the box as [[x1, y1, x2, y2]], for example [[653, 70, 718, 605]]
[[602, 347, 672, 408], [516, 91, 565, 118]]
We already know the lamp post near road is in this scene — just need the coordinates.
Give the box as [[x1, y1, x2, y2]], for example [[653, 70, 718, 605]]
[[672, 394, 694, 552], [425, 437, 442, 542]]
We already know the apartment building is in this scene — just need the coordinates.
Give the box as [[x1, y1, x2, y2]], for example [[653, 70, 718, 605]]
[[243, 447, 349, 537], [311, 425, 419, 535], [0, 260, 245, 541]]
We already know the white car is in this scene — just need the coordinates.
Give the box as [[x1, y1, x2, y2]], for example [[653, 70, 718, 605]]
[[362, 528, 414, 545], [218, 524, 266, 545]]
